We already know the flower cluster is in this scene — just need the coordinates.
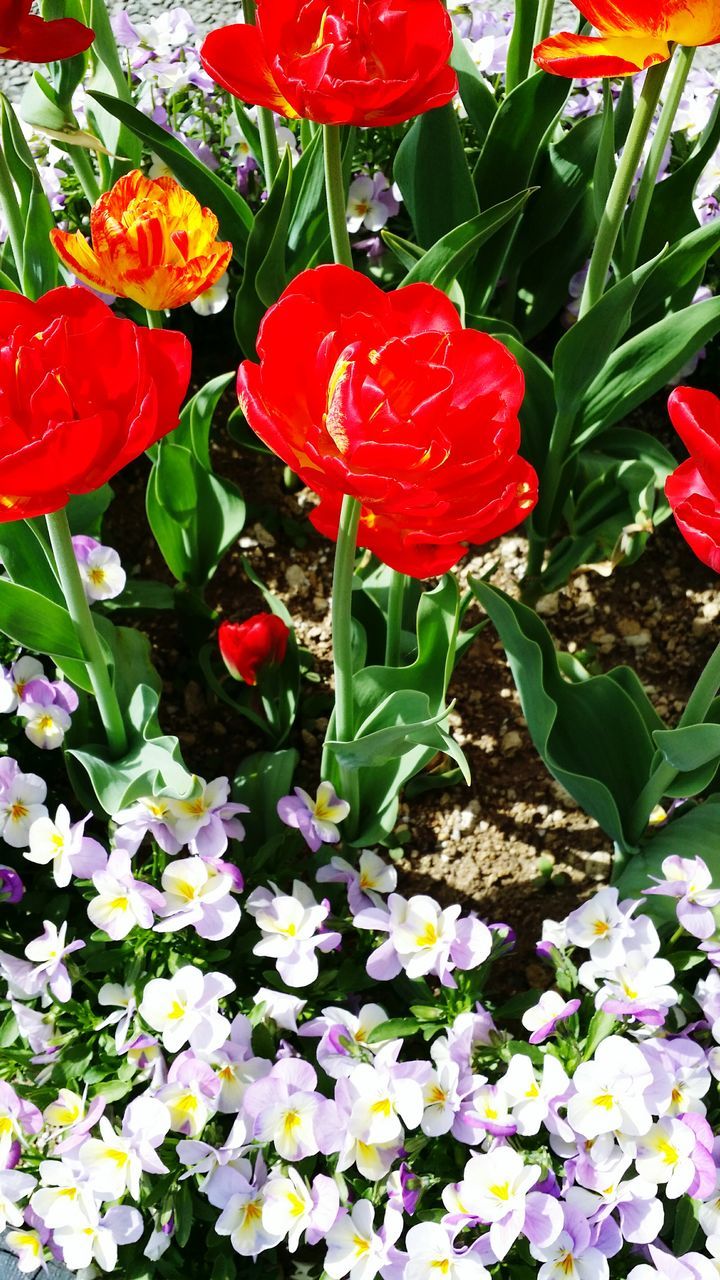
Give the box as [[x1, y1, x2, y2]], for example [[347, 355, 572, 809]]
[[2, 735, 720, 1280]]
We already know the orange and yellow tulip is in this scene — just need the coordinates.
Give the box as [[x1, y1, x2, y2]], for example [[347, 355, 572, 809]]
[[535, 0, 720, 78], [50, 170, 232, 312]]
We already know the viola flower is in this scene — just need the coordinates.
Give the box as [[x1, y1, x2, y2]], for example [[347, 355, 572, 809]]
[[24, 805, 106, 889], [246, 879, 342, 987], [0, 761, 48, 848], [530, 1205, 610, 1280], [0, 1171, 36, 1234], [0, 0, 94, 63], [243, 1059, 331, 1162], [0, 1082, 41, 1169], [201, 0, 457, 128], [316, 849, 397, 913], [4, 1228, 46, 1274], [191, 272, 230, 317], [646, 855, 720, 940], [278, 782, 350, 852], [0, 657, 44, 714], [237, 265, 537, 577], [97, 983, 137, 1053], [218, 614, 290, 685], [262, 1169, 339, 1252], [300, 1002, 395, 1078], [24, 920, 84, 1003], [16, 681, 71, 750], [448, 1148, 542, 1260], [139, 965, 235, 1053], [534, 1, 720, 79], [209, 1164, 282, 1257], [346, 173, 399, 234], [354, 892, 492, 987], [521, 991, 581, 1045], [566, 1036, 654, 1138], [324, 1200, 403, 1280], [71, 536, 126, 603], [0, 866, 24, 904], [51, 170, 232, 312], [0, 287, 191, 521], [402, 1222, 491, 1280], [87, 849, 164, 941], [666, 385, 720, 568], [112, 794, 184, 857], [168, 777, 249, 860], [154, 856, 241, 940], [43, 1089, 105, 1156]]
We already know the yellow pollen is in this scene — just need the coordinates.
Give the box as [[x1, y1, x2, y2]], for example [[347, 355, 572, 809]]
[[484, 1106, 498, 1120], [428, 1086, 447, 1105], [431, 1262, 450, 1274], [370, 1097, 393, 1117], [9, 803, 28, 821], [88, 567, 106, 585], [287, 1192, 305, 1217], [415, 922, 439, 948], [175, 879, 197, 901], [167, 1000, 186, 1021], [560, 1252, 575, 1276], [593, 1093, 615, 1111], [525, 1084, 540, 1098], [622, 982, 639, 1000], [489, 1182, 510, 1201], [283, 1110, 301, 1134], [182, 797, 207, 817], [175, 1094, 199, 1115], [106, 1147, 129, 1168], [353, 1236, 370, 1257], [592, 919, 610, 936], [655, 1137, 679, 1166], [109, 896, 129, 911], [218, 1065, 236, 1081], [671, 1086, 683, 1105], [38, 715, 54, 731], [51, 834, 65, 851], [0, 1116, 14, 1137]]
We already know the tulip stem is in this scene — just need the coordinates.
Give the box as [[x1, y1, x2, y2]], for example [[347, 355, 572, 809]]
[[628, 635, 720, 842], [385, 571, 407, 667], [145, 309, 164, 329], [579, 59, 670, 319], [45, 507, 128, 760], [323, 124, 353, 269], [66, 145, 101, 205], [0, 146, 26, 286], [533, 0, 555, 48], [330, 493, 361, 823], [241, 0, 280, 186], [621, 45, 696, 275], [506, 0, 540, 94]]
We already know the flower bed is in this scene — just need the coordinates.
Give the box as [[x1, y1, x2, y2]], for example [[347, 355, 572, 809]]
[[0, 2, 720, 1279]]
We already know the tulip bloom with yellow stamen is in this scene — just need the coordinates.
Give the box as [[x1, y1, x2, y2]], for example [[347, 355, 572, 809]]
[[534, 0, 720, 77], [50, 170, 233, 312]]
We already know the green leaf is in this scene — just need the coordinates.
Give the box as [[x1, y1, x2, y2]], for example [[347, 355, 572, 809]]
[[450, 29, 497, 137], [366, 1017, 422, 1044], [654, 719, 720, 772], [400, 191, 532, 293], [500, 336, 555, 474], [510, 113, 604, 269], [471, 580, 660, 850], [154, 443, 198, 525], [235, 146, 294, 356], [505, 0, 539, 93], [617, 796, 720, 904], [89, 91, 253, 249], [632, 218, 720, 325], [326, 689, 469, 776], [639, 94, 720, 262], [0, 520, 62, 604], [575, 296, 720, 445], [84, 0, 142, 177], [233, 749, 299, 847], [0, 579, 84, 660], [0, 93, 57, 298], [394, 104, 479, 248]]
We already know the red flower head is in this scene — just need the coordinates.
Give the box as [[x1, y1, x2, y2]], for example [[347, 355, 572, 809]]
[[200, 0, 457, 127], [237, 266, 537, 579], [666, 386, 720, 573], [219, 614, 291, 685], [0, 0, 94, 62], [0, 287, 191, 522], [535, 0, 720, 78]]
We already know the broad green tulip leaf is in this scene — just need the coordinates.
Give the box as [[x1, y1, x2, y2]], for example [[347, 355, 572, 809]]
[[381, 229, 424, 272], [553, 249, 666, 421], [575, 297, 720, 446], [505, 0, 539, 94], [287, 127, 355, 272], [82, 0, 141, 178], [326, 690, 469, 777], [632, 219, 720, 325], [89, 91, 253, 248], [105, 580, 176, 611], [472, 580, 660, 850], [0, 580, 84, 661], [193, 471, 246, 586], [0, 521, 62, 604], [400, 191, 532, 293], [146, 464, 191, 583], [451, 29, 497, 137], [518, 192, 596, 340], [233, 749, 299, 847], [639, 94, 720, 262], [511, 113, 604, 268], [65, 484, 114, 537], [174, 371, 234, 469], [499, 336, 555, 474], [235, 147, 294, 356], [0, 94, 57, 298], [395, 103, 479, 248], [652, 703, 720, 797], [154, 443, 198, 526]]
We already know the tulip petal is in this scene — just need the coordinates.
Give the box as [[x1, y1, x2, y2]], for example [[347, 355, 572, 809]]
[[200, 23, 297, 117], [534, 30, 670, 77], [575, 0, 720, 45], [666, 459, 720, 574], [668, 385, 720, 491], [2, 13, 94, 62]]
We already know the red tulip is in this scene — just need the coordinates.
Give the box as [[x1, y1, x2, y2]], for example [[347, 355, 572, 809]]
[[0, 287, 191, 521], [201, 0, 457, 127], [0, 0, 94, 62], [666, 386, 720, 573], [237, 265, 537, 579], [535, 0, 720, 78], [219, 615, 290, 685]]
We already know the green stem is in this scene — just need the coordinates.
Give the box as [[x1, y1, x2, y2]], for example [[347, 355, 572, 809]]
[[0, 146, 25, 285], [578, 59, 670, 319], [385, 571, 407, 666], [241, 0, 280, 186], [533, 0, 555, 47], [506, 0, 540, 94], [45, 508, 128, 759], [629, 635, 720, 839], [66, 145, 101, 204], [331, 494, 361, 818], [146, 309, 164, 329], [323, 124, 353, 268], [621, 46, 696, 274]]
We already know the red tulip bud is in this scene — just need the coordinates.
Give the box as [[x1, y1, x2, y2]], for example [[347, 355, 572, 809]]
[[218, 614, 290, 685]]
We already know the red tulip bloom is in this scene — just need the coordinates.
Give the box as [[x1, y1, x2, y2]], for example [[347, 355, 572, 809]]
[[201, 0, 457, 127], [0, 0, 94, 62], [219, 615, 290, 685], [666, 386, 720, 573], [535, 1, 720, 78], [237, 266, 537, 579], [0, 287, 191, 521]]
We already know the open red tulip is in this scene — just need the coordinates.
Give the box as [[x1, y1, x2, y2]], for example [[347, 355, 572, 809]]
[[666, 386, 720, 573], [0, 0, 94, 62]]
